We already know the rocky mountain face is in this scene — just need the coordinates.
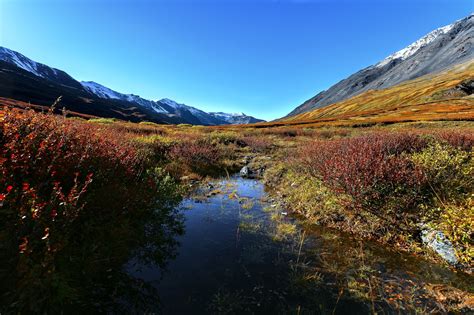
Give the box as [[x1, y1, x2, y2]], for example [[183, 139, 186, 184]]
[[0, 47, 264, 125], [287, 13, 473, 117]]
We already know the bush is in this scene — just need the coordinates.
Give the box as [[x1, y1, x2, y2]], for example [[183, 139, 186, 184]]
[[241, 136, 273, 153], [411, 142, 473, 265], [298, 133, 427, 219], [208, 131, 244, 146], [167, 139, 223, 175], [0, 108, 182, 312], [411, 142, 473, 202]]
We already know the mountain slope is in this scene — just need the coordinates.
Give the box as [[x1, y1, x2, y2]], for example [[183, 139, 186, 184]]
[[287, 13, 473, 117], [209, 112, 265, 124], [0, 47, 264, 125], [0, 60, 183, 124], [269, 61, 474, 127], [0, 47, 83, 90]]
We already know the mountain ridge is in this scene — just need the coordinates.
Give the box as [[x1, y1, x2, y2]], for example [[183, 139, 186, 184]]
[[286, 13, 473, 117], [0, 46, 264, 125]]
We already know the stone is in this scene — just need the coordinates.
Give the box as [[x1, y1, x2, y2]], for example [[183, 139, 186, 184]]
[[420, 224, 458, 265], [240, 166, 250, 178]]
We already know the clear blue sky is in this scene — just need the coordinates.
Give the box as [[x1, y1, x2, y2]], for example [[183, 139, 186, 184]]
[[0, 0, 471, 120]]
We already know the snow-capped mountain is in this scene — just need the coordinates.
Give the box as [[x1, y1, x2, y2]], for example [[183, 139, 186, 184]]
[[0, 46, 264, 125], [0, 47, 83, 90], [81, 81, 168, 114], [209, 112, 265, 124], [376, 23, 455, 68], [155, 98, 227, 125], [287, 13, 473, 117]]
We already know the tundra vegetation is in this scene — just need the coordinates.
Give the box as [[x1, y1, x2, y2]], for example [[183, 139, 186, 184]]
[[0, 106, 473, 312]]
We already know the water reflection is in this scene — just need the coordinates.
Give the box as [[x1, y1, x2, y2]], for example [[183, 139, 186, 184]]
[[130, 177, 473, 314], [3, 177, 471, 313], [0, 188, 184, 314]]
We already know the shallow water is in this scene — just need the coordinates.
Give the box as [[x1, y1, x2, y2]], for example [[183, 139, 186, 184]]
[[128, 177, 473, 314]]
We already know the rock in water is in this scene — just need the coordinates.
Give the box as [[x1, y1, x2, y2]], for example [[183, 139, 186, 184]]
[[420, 225, 458, 265], [240, 166, 250, 178]]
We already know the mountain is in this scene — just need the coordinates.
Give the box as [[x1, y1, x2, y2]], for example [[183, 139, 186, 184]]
[[79, 82, 264, 125], [287, 13, 473, 117], [0, 47, 83, 90], [209, 112, 265, 124], [0, 47, 264, 125], [271, 60, 474, 127]]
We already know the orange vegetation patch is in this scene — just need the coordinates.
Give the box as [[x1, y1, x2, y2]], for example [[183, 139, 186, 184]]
[[250, 61, 474, 129], [0, 97, 98, 119]]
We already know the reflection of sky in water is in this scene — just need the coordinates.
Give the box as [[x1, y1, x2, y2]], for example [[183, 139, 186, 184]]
[[128, 177, 473, 314]]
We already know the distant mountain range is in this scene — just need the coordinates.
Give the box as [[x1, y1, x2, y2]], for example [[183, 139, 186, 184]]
[[286, 13, 473, 117], [0, 47, 264, 125]]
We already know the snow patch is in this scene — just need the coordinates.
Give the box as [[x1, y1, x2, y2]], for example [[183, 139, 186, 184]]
[[0, 46, 43, 78], [81, 81, 122, 100], [376, 22, 455, 68]]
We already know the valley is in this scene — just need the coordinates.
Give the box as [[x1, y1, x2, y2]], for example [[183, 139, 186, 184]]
[[0, 8, 473, 315]]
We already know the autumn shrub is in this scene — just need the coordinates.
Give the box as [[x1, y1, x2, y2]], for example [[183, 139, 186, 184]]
[[411, 141, 473, 202], [241, 135, 273, 153], [260, 127, 301, 137], [167, 138, 224, 175], [432, 130, 474, 152], [208, 131, 245, 146], [312, 128, 352, 139], [298, 133, 427, 222], [411, 142, 473, 265], [0, 108, 182, 312], [433, 199, 473, 265]]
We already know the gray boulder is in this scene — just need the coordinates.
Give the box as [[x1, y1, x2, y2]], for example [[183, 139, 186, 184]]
[[240, 166, 250, 178], [420, 225, 458, 265]]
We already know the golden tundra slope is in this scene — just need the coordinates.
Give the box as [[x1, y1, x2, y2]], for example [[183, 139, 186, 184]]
[[275, 60, 474, 127]]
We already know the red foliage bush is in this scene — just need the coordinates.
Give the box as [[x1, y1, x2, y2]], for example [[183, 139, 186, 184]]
[[241, 136, 273, 153], [432, 130, 474, 152], [297, 133, 428, 217], [167, 139, 223, 173], [0, 108, 184, 312], [0, 108, 165, 274]]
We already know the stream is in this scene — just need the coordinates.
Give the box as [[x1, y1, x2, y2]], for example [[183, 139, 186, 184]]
[[128, 176, 473, 314]]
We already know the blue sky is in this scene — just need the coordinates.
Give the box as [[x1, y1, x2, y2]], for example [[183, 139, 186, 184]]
[[0, 0, 471, 120]]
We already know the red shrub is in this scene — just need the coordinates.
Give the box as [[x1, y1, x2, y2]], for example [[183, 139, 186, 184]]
[[242, 136, 273, 153], [433, 130, 474, 152], [297, 133, 427, 216], [0, 108, 163, 273], [167, 139, 222, 173]]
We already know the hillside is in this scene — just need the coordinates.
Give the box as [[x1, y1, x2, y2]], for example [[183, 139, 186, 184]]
[[261, 61, 474, 127], [287, 13, 473, 117]]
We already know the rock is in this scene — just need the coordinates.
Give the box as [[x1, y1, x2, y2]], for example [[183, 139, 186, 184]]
[[420, 225, 458, 266], [240, 166, 250, 178]]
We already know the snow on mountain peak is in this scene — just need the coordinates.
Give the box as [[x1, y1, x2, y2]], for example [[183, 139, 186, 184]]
[[158, 98, 181, 108], [376, 21, 455, 68], [210, 112, 247, 118], [81, 81, 123, 99], [0, 46, 45, 78]]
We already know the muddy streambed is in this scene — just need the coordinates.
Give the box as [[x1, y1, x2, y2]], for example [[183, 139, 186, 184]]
[[128, 177, 473, 314]]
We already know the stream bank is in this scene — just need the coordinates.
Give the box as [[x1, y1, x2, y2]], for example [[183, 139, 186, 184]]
[[128, 176, 474, 314]]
